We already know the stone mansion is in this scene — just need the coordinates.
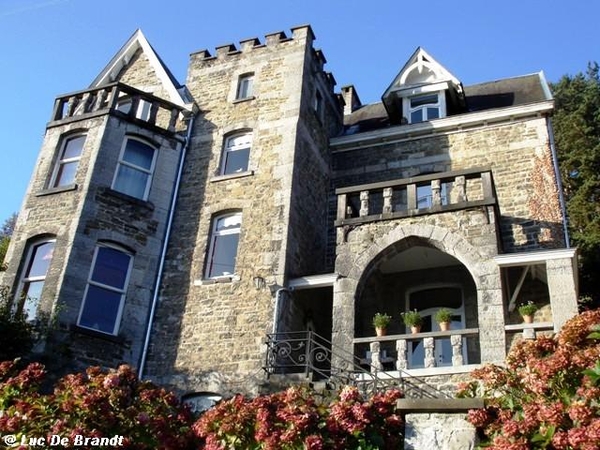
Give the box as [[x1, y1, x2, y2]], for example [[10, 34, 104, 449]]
[[1, 25, 579, 402]]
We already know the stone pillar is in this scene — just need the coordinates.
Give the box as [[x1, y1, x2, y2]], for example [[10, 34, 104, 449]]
[[451, 335, 464, 366], [404, 413, 478, 450], [396, 339, 408, 370], [431, 179, 441, 207], [383, 187, 393, 213], [359, 191, 369, 217], [424, 337, 435, 368], [370, 341, 382, 371], [477, 286, 506, 363], [452, 175, 466, 203], [546, 257, 579, 330]]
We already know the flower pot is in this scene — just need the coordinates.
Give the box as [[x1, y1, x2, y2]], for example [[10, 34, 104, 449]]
[[410, 325, 421, 334], [439, 321, 450, 331], [375, 327, 387, 337], [522, 314, 534, 324]]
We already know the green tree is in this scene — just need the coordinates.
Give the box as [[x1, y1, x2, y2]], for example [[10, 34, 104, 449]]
[[551, 63, 600, 304], [0, 213, 16, 271]]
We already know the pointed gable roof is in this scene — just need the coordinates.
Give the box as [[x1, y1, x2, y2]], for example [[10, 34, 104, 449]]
[[90, 29, 189, 109], [382, 47, 464, 123]]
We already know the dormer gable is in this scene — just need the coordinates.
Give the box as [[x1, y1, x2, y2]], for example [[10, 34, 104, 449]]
[[90, 29, 190, 110], [382, 47, 465, 125]]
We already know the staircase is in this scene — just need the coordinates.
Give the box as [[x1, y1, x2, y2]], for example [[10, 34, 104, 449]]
[[263, 331, 450, 399]]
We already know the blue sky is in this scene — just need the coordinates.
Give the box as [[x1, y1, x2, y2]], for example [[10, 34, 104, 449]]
[[0, 0, 596, 223]]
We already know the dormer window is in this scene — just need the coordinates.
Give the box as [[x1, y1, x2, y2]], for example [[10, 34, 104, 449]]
[[406, 92, 444, 123], [381, 47, 464, 125]]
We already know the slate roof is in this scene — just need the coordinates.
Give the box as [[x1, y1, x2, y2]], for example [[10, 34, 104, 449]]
[[342, 73, 551, 135]]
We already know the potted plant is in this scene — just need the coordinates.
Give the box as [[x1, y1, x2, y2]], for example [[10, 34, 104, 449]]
[[434, 308, 453, 331], [401, 310, 423, 334], [372, 312, 392, 336], [518, 301, 538, 324]]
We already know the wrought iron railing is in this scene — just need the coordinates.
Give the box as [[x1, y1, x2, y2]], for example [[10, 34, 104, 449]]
[[264, 330, 450, 398]]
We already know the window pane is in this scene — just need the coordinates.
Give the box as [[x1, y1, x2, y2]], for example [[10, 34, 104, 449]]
[[27, 242, 55, 278], [223, 148, 250, 174], [410, 94, 438, 107], [238, 76, 253, 98], [208, 233, 239, 277], [91, 247, 130, 289], [55, 161, 78, 187], [123, 140, 154, 170], [427, 107, 440, 120], [22, 280, 44, 321], [79, 285, 122, 333], [113, 165, 149, 199], [216, 214, 242, 231], [410, 110, 423, 123], [63, 136, 85, 159]]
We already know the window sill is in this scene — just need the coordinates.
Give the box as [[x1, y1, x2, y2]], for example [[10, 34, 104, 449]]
[[210, 170, 254, 182], [232, 96, 256, 104], [71, 324, 124, 343], [97, 187, 155, 211], [194, 275, 240, 286], [36, 183, 78, 197]]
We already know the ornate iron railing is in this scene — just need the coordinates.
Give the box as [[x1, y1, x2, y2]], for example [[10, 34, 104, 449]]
[[264, 330, 450, 398]]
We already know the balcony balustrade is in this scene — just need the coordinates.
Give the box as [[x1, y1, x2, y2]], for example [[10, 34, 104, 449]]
[[335, 168, 497, 226], [353, 329, 480, 373], [49, 82, 184, 133]]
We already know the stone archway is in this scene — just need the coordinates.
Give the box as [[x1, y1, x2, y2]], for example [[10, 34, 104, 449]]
[[332, 223, 505, 365]]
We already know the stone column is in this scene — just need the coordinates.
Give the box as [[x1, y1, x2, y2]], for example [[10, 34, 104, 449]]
[[424, 337, 435, 368], [370, 341, 382, 372], [396, 339, 408, 370], [359, 191, 369, 217], [383, 187, 393, 213], [546, 257, 579, 330], [451, 335, 464, 366]]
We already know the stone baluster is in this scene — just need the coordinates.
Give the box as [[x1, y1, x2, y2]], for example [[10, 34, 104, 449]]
[[424, 337, 436, 368], [168, 108, 179, 132], [451, 335, 464, 366], [66, 96, 78, 118], [74, 92, 92, 115], [148, 102, 159, 125], [396, 339, 408, 370], [359, 191, 369, 217], [453, 175, 467, 203], [93, 88, 109, 112], [383, 187, 393, 213], [431, 179, 441, 207], [369, 341, 382, 372]]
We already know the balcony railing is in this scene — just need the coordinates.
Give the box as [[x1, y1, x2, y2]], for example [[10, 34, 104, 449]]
[[49, 82, 184, 133], [353, 328, 480, 372], [335, 168, 496, 226], [264, 331, 451, 398]]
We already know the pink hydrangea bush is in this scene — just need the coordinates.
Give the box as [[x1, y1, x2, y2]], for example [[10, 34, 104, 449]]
[[459, 309, 600, 449], [193, 385, 404, 449], [0, 361, 198, 449]]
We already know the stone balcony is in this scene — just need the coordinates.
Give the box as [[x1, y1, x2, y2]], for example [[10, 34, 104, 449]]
[[49, 82, 185, 133], [353, 321, 554, 377], [335, 167, 497, 227]]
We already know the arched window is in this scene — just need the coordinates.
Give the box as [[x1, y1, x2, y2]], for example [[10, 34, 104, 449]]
[[16, 239, 55, 321], [78, 243, 132, 335], [112, 137, 156, 200], [50, 134, 86, 188], [205, 212, 242, 279], [221, 132, 251, 175]]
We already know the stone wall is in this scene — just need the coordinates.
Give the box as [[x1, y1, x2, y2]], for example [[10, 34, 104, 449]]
[[145, 26, 342, 396]]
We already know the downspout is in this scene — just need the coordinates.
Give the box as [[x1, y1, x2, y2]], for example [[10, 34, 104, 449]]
[[547, 117, 571, 248], [272, 288, 290, 334], [138, 109, 196, 379]]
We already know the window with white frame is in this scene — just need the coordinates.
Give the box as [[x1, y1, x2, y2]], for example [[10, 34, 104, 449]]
[[236, 73, 254, 100], [16, 239, 55, 322], [205, 212, 242, 279], [78, 244, 132, 335], [406, 93, 443, 123], [112, 138, 156, 200], [50, 134, 86, 188], [221, 133, 251, 175]]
